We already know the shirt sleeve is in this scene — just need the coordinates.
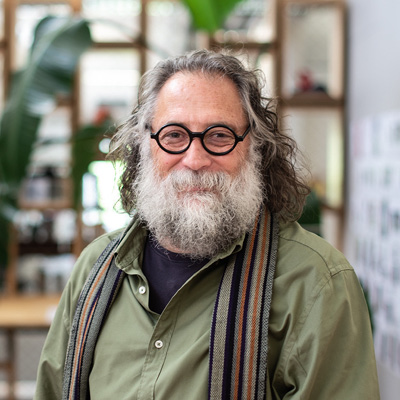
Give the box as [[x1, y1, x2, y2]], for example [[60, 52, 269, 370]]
[[33, 290, 71, 399], [272, 267, 380, 399]]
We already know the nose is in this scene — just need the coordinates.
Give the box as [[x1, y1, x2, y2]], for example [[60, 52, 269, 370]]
[[180, 138, 212, 171]]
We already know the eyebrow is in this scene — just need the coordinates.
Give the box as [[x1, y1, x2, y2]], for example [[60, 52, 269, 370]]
[[156, 121, 242, 131]]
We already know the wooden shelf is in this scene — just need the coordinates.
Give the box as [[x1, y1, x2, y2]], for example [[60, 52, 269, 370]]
[[18, 198, 73, 210], [0, 294, 60, 329], [18, 241, 73, 256], [281, 92, 344, 108]]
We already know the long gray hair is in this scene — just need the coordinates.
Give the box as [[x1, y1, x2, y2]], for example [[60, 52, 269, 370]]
[[107, 49, 310, 222]]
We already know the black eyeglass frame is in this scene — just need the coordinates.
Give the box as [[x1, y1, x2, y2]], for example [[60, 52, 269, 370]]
[[150, 123, 251, 156]]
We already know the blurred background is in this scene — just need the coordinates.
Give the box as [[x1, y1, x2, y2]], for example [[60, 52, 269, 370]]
[[0, 0, 398, 398]]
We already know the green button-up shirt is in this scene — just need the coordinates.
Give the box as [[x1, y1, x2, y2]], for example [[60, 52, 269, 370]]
[[34, 219, 380, 399]]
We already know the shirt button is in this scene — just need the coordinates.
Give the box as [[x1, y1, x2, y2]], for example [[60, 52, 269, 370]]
[[139, 286, 146, 294], [155, 340, 163, 349]]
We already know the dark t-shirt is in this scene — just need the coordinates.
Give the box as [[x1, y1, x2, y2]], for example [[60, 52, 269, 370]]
[[142, 236, 208, 314]]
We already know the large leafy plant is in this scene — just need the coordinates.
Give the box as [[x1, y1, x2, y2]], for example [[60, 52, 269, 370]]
[[0, 16, 92, 268]]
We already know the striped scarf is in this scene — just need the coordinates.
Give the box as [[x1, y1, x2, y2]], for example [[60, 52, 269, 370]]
[[63, 209, 278, 399]]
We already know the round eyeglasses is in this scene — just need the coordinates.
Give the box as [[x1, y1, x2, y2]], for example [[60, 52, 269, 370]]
[[150, 123, 251, 156]]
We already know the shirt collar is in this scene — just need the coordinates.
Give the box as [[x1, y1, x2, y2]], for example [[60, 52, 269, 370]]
[[114, 213, 247, 274]]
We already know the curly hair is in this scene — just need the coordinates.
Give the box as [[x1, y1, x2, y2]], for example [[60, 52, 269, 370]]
[[107, 49, 310, 222]]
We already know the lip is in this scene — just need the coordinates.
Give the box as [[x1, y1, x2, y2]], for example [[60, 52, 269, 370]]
[[176, 187, 216, 198], [178, 186, 213, 193]]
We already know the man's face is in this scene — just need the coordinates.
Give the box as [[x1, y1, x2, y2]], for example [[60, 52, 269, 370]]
[[135, 72, 262, 257], [150, 72, 250, 181]]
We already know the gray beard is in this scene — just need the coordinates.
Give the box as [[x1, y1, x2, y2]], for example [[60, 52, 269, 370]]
[[134, 156, 264, 259]]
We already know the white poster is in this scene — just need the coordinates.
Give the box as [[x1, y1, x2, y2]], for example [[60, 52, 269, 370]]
[[347, 111, 400, 375]]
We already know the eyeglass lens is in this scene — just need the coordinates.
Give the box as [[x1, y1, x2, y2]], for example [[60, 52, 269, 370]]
[[158, 125, 236, 154]]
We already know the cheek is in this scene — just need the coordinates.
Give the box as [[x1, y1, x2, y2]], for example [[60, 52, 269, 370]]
[[218, 145, 249, 175], [150, 142, 182, 176]]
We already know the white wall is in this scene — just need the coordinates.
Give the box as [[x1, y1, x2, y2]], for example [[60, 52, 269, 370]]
[[347, 0, 400, 119], [346, 1, 400, 398]]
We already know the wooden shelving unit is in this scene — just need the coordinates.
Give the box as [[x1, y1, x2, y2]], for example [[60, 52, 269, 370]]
[[277, 0, 347, 249], [209, 0, 347, 249]]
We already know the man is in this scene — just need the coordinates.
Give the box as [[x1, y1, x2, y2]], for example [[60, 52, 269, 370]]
[[35, 50, 379, 399]]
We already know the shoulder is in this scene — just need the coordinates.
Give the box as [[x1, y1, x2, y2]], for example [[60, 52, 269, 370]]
[[271, 220, 363, 344], [277, 220, 352, 278], [78, 229, 125, 266], [271, 220, 361, 349], [70, 229, 124, 280]]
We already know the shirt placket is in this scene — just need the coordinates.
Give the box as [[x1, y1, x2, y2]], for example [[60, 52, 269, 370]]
[[137, 297, 181, 400]]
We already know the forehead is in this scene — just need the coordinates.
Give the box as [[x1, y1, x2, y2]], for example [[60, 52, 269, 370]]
[[153, 72, 246, 128]]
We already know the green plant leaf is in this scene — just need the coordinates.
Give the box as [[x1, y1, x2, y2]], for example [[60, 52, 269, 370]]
[[181, 0, 244, 32], [0, 16, 92, 189]]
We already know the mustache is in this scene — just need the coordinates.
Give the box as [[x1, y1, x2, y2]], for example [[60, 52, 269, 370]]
[[163, 170, 232, 193]]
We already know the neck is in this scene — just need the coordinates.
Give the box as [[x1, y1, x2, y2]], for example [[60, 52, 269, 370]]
[[154, 237, 184, 255]]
